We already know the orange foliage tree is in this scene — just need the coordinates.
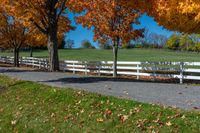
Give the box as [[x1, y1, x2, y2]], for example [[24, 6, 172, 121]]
[[144, 0, 200, 34], [76, 0, 144, 77], [0, 15, 29, 67], [0, 5, 48, 66], [1, 0, 76, 71]]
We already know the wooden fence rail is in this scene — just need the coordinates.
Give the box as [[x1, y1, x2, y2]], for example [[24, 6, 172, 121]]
[[1, 56, 200, 84]]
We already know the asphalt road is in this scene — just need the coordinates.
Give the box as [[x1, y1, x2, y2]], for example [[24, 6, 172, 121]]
[[0, 67, 200, 111]]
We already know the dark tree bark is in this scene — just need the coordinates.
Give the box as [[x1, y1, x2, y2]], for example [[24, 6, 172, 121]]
[[47, 24, 59, 71], [13, 48, 20, 67], [45, 7, 60, 72], [30, 46, 33, 57], [112, 37, 119, 77]]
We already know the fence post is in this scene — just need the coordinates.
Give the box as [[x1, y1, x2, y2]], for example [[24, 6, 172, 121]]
[[153, 62, 157, 81], [137, 64, 140, 80], [39, 59, 41, 69], [20, 57, 23, 65], [73, 62, 75, 74], [85, 61, 88, 75], [98, 62, 101, 76], [180, 62, 184, 84], [31, 58, 34, 68], [46, 59, 48, 70]]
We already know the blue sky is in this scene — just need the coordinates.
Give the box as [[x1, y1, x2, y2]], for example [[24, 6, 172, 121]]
[[66, 13, 174, 48]]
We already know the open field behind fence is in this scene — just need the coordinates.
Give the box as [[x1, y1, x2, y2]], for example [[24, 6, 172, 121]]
[[1, 49, 200, 62], [1, 56, 200, 84]]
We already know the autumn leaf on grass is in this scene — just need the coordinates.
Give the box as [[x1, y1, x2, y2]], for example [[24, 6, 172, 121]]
[[96, 118, 104, 122], [104, 109, 112, 118], [76, 100, 82, 105], [76, 91, 83, 97], [166, 121, 172, 126], [11, 120, 17, 126], [64, 114, 73, 122], [51, 113, 56, 118], [0, 108, 4, 112], [181, 115, 186, 119], [133, 107, 142, 113], [119, 115, 129, 123], [80, 109, 84, 114], [136, 119, 146, 131]]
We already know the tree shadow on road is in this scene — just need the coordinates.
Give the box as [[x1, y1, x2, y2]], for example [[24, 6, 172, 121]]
[[41, 77, 179, 84]]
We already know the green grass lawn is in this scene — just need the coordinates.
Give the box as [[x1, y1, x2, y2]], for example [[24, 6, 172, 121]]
[[0, 75, 200, 132], [1, 48, 200, 62]]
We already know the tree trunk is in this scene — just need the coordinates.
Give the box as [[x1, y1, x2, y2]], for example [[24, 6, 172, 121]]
[[47, 26, 59, 71], [16, 49, 19, 67], [113, 37, 119, 77], [30, 46, 33, 57], [13, 48, 20, 67], [13, 48, 17, 67]]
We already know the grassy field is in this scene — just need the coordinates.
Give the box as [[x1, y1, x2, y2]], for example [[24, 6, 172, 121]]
[[0, 75, 200, 132], [1, 48, 200, 62]]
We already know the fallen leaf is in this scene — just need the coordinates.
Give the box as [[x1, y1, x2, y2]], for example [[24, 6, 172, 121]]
[[104, 109, 112, 118], [105, 109, 112, 115], [166, 121, 172, 126], [133, 107, 141, 113], [123, 90, 129, 95], [11, 120, 17, 126], [119, 115, 129, 122], [80, 109, 84, 114], [181, 115, 186, 119], [51, 113, 56, 118], [0, 108, 4, 112], [77, 91, 82, 95], [19, 107, 23, 110], [96, 118, 104, 122], [64, 115, 72, 122]]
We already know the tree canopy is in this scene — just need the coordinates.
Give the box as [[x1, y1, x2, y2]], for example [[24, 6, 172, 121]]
[[145, 0, 200, 34], [0, 0, 76, 71], [75, 0, 144, 77]]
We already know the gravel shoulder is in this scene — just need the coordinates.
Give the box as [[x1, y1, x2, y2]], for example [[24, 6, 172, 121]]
[[0, 66, 200, 111]]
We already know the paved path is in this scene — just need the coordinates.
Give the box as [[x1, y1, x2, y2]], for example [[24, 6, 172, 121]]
[[0, 67, 200, 111]]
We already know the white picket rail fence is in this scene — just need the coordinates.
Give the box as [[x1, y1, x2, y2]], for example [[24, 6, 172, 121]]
[[63, 60, 200, 84], [1, 56, 200, 84], [0, 56, 49, 69]]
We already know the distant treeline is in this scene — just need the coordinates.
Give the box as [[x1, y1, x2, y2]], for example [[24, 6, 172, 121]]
[[98, 28, 200, 52]]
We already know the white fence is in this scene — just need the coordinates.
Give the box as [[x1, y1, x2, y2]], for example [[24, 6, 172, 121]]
[[1, 56, 200, 84], [0, 56, 49, 69], [63, 60, 200, 84]]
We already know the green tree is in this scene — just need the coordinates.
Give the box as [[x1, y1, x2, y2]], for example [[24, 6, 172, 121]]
[[179, 34, 193, 51], [166, 34, 180, 50], [81, 40, 94, 49], [191, 34, 200, 52]]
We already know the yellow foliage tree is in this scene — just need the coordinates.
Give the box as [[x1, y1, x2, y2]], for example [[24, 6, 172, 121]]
[[144, 0, 200, 34]]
